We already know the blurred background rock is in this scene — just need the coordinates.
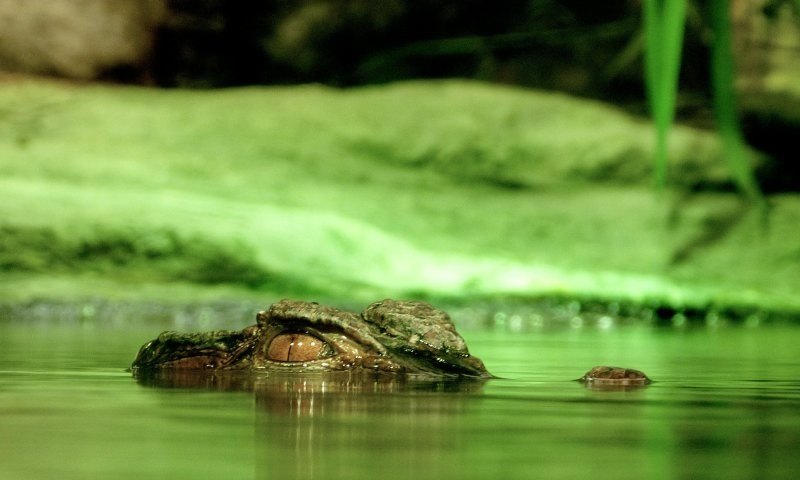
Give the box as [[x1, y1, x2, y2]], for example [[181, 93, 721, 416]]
[[0, 0, 166, 81], [1, 0, 796, 185]]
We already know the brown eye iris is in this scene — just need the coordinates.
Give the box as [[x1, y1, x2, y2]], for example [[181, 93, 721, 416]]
[[266, 333, 327, 362]]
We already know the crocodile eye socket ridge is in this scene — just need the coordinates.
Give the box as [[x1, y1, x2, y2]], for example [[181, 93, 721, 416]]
[[266, 332, 330, 362]]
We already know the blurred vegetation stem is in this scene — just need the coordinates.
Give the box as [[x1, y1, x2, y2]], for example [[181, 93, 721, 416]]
[[708, 0, 763, 203], [644, 0, 763, 203], [644, 0, 686, 190]]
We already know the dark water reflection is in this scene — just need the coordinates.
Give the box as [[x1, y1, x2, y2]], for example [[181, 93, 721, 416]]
[[136, 370, 485, 479], [1, 321, 800, 479]]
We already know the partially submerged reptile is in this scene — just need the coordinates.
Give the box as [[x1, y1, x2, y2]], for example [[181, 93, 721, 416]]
[[578, 365, 651, 387], [132, 299, 490, 377], [131, 299, 650, 385]]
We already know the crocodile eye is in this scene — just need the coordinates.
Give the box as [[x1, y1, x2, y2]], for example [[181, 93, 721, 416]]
[[266, 332, 330, 362]]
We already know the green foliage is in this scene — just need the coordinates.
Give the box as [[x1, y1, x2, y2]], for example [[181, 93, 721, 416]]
[[708, 0, 764, 204], [643, 0, 764, 201], [644, 0, 687, 189]]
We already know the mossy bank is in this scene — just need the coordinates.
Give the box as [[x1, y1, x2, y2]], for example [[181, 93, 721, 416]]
[[1, 77, 798, 317]]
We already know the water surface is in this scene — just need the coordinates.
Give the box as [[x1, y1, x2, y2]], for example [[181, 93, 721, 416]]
[[1, 318, 798, 479]]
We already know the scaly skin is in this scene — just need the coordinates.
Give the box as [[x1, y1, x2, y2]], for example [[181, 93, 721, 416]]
[[132, 299, 651, 385], [579, 366, 651, 387], [132, 299, 491, 377]]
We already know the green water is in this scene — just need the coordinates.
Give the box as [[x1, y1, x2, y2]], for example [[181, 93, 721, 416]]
[[1, 318, 798, 480]]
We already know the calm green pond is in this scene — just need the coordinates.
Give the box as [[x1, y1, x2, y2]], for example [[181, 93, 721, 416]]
[[1, 315, 799, 479]]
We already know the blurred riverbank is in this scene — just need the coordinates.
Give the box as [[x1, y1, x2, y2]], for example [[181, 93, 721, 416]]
[[2, 77, 798, 317]]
